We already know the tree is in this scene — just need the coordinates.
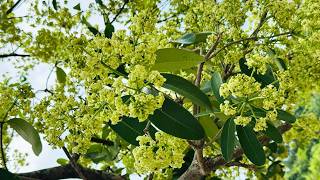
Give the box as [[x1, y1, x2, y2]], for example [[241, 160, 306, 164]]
[[0, 0, 320, 179]]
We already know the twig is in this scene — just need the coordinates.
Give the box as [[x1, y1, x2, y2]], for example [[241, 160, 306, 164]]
[[110, 0, 129, 23], [208, 31, 292, 59], [62, 146, 87, 180], [91, 137, 114, 146], [6, 0, 24, 15]]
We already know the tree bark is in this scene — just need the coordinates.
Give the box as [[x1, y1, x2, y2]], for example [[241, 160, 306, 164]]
[[17, 164, 125, 180]]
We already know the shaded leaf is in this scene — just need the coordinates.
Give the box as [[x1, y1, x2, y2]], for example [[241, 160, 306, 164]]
[[277, 110, 296, 123], [221, 118, 236, 161], [236, 125, 266, 166], [210, 72, 224, 103], [56, 67, 66, 84], [239, 58, 278, 88], [265, 121, 283, 143], [52, 0, 58, 10], [149, 97, 205, 140], [104, 22, 114, 38], [8, 118, 42, 156], [152, 48, 203, 72], [162, 73, 212, 111], [73, 3, 81, 11], [110, 117, 156, 146]]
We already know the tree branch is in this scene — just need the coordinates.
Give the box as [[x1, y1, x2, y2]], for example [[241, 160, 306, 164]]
[[17, 164, 124, 180], [110, 0, 129, 23], [208, 31, 292, 60], [91, 137, 114, 146], [0, 53, 30, 58], [179, 123, 292, 179], [62, 146, 87, 180]]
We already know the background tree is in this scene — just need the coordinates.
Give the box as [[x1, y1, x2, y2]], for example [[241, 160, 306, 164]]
[[0, 0, 320, 179]]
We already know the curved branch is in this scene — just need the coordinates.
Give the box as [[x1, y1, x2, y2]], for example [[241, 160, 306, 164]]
[[17, 164, 125, 180]]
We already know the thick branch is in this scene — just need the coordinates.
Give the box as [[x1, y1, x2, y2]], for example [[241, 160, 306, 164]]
[[0, 53, 30, 58], [17, 164, 124, 180]]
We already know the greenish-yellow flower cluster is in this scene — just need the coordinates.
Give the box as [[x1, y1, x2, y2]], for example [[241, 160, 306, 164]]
[[132, 132, 188, 173]]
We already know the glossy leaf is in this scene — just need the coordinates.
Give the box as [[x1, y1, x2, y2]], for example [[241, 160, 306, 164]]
[[173, 32, 212, 45], [236, 125, 266, 166], [52, 0, 58, 10], [239, 58, 278, 88], [153, 48, 203, 72], [110, 117, 156, 146], [277, 110, 296, 123], [56, 67, 66, 84], [7, 118, 42, 156], [210, 72, 224, 103], [265, 121, 283, 143], [162, 73, 212, 110], [221, 118, 236, 161], [149, 97, 205, 140], [199, 115, 219, 139]]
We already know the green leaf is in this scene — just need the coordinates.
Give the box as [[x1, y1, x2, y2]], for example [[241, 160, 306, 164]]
[[161, 73, 212, 111], [56, 67, 66, 84], [236, 125, 266, 166], [110, 117, 156, 146], [199, 115, 219, 139], [95, 0, 103, 5], [73, 3, 81, 11], [152, 48, 204, 72], [265, 121, 283, 143], [0, 168, 19, 180], [239, 58, 278, 88], [221, 118, 236, 161], [7, 118, 42, 156], [149, 97, 205, 140], [210, 72, 224, 103], [201, 80, 211, 94], [56, 158, 69, 166], [52, 0, 58, 10], [173, 32, 212, 45], [104, 22, 114, 39], [85, 144, 119, 163], [277, 110, 296, 123]]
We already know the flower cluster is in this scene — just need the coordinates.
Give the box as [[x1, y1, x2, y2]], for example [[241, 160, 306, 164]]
[[132, 132, 188, 173], [220, 74, 261, 98]]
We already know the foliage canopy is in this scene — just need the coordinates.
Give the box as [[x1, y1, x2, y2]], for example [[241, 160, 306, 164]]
[[1, 0, 320, 179]]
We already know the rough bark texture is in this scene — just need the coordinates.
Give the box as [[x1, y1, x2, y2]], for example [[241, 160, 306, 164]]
[[17, 164, 125, 180]]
